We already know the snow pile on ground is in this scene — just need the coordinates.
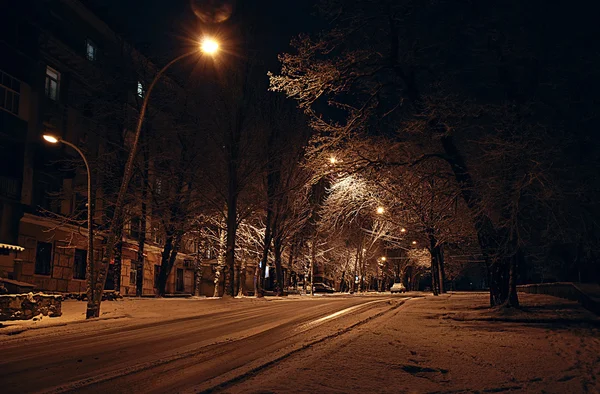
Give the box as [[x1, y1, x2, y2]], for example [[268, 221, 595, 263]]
[[228, 292, 600, 393]]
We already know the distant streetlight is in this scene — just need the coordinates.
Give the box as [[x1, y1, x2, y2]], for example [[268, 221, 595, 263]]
[[381, 256, 387, 262], [400, 228, 406, 233], [329, 156, 337, 164], [376, 206, 385, 215], [412, 240, 417, 245], [43, 134, 94, 300]]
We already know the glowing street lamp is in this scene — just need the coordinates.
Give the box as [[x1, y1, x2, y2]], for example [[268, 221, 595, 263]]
[[381, 256, 387, 262], [200, 37, 219, 54], [329, 156, 337, 164], [400, 228, 406, 233], [376, 206, 385, 215], [43, 134, 94, 302], [412, 240, 417, 245]]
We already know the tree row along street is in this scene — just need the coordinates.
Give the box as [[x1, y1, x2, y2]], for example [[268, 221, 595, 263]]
[[0, 296, 407, 393]]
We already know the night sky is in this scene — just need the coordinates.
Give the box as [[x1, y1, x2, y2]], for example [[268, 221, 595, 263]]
[[81, 0, 319, 70]]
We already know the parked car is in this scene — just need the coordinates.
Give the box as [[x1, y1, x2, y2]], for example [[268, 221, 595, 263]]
[[313, 283, 335, 293], [390, 282, 406, 294]]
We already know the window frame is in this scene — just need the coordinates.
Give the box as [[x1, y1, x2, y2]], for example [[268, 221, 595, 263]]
[[73, 248, 87, 280], [0, 70, 21, 115], [85, 38, 97, 61], [129, 261, 137, 285], [35, 241, 53, 276], [45, 66, 60, 101]]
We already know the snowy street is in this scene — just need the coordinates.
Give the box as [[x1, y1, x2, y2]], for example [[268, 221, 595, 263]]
[[1, 293, 599, 393], [0, 294, 406, 393]]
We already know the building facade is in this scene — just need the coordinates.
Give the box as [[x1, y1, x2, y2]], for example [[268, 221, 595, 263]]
[[0, 0, 205, 296]]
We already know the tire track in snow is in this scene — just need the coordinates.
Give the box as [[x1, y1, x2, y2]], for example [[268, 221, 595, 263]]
[[191, 297, 412, 394]]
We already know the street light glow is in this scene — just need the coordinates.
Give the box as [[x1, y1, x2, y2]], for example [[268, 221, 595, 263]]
[[381, 256, 386, 261], [329, 156, 337, 164], [201, 38, 219, 54], [412, 240, 417, 245], [43, 135, 59, 144], [401, 228, 406, 233], [376, 206, 384, 214]]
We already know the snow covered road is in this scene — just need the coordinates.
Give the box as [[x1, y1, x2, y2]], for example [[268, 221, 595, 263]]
[[0, 295, 407, 393]]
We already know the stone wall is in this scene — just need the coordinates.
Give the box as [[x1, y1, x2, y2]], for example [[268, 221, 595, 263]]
[[0, 292, 62, 321]]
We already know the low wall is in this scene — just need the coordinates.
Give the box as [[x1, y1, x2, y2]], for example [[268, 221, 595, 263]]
[[0, 293, 62, 321], [518, 282, 600, 315]]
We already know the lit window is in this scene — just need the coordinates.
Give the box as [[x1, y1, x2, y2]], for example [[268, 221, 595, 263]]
[[0, 70, 21, 115], [45, 66, 60, 101], [86, 39, 96, 61], [137, 81, 144, 98]]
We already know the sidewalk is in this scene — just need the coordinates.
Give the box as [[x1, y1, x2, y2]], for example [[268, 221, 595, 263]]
[[228, 292, 600, 393]]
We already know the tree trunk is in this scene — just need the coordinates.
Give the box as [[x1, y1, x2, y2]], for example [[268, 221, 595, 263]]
[[194, 259, 202, 296], [273, 237, 284, 296], [505, 249, 520, 307], [352, 245, 360, 294], [157, 233, 174, 296], [237, 260, 246, 297], [438, 246, 446, 294], [440, 135, 508, 306], [309, 231, 318, 296], [224, 185, 237, 297], [113, 238, 123, 293], [136, 147, 149, 297], [257, 208, 274, 297], [214, 227, 226, 297]]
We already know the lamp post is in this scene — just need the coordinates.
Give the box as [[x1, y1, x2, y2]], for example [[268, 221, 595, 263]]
[[84, 37, 220, 318], [43, 135, 94, 299]]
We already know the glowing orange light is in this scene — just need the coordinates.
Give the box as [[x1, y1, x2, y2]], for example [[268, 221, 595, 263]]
[[201, 38, 219, 54]]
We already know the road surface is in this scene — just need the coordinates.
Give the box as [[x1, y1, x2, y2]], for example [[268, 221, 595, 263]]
[[0, 295, 407, 393]]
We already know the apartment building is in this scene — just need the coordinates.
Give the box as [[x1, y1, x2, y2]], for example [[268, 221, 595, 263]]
[[0, 0, 206, 296]]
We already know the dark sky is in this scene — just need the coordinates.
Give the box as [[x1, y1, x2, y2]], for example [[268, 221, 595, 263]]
[[82, 0, 319, 69]]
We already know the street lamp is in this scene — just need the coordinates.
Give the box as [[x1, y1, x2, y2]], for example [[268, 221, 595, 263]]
[[376, 206, 384, 215], [85, 37, 220, 318], [400, 228, 406, 233], [200, 37, 219, 54], [412, 240, 417, 245], [43, 134, 94, 299]]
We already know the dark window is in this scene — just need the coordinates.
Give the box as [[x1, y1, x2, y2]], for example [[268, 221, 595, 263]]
[[129, 261, 137, 285], [154, 265, 161, 288], [0, 70, 20, 115], [73, 249, 87, 279], [176, 268, 184, 292], [35, 241, 52, 275], [130, 217, 141, 240]]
